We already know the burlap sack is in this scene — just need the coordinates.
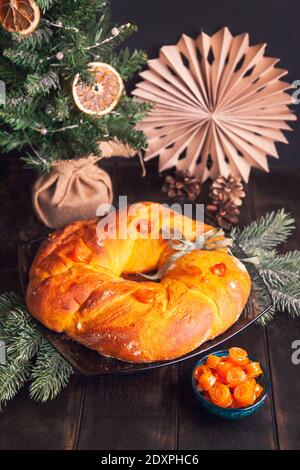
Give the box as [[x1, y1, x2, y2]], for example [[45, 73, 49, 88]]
[[99, 140, 145, 176], [33, 157, 113, 229], [99, 140, 136, 158]]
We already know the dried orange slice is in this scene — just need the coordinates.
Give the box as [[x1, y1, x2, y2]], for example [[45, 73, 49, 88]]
[[0, 0, 40, 35], [72, 62, 123, 116]]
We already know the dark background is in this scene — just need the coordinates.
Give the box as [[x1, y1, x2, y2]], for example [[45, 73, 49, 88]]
[[110, 0, 300, 168]]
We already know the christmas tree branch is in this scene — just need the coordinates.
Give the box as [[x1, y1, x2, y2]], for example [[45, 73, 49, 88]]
[[0, 293, 74, 411], [0, 360, 31, 411], [231, 209, 300, 325], [0, 0, 149, 172], [231, 209, 295, 253], [109, 48, 148, 81], [36, 0, 56, 13], [268, 285, 300, 318], [29, 340, 74, 403], [258, 250, 300, 286]]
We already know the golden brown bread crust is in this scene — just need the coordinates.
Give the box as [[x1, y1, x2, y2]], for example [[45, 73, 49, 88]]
[[26, 202, 251, 362]]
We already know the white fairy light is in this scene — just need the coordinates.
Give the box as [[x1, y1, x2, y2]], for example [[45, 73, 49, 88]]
[[35, 124, 80, 135], [42, 19, 80, 32], [84, 23, 131, 51]]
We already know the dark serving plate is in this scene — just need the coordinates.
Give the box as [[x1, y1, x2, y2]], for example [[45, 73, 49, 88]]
[[18, 238, 272, 376]]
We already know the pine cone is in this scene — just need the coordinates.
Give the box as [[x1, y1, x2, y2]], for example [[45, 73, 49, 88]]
[[206, 174, 245, 229], [216, 199, 240, 230], [210, 174, 245, 206], [162, 170, 201, 202]]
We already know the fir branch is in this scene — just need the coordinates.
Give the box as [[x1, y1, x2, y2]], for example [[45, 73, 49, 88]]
[[0, 292, 19, 322], [0, 360, 31, 411], [60, 0, 108, 29], [258, 250, 300, 287], [0, 97, 45, 131], [3, 48, 42, 70], [21, 154, 51, 173], [11, 26, 53, 51], [231, 209, 295, 253], [7, 95, 33, 108], [232, 210, 300, 325], [53, 94, 71, 121], [30, 340, 74, 403], [0, 129, 27, 152], [257, 307, 276, 326], [0, 57, 22, 85], [0, 293, 42, 361], [267, 284, 300, 319], [110, 48, 147, 81], [0, 294, 35, 409], [26, 70, 60, 96], [35, 0, 56, 13], [22, 144, 54, 173], [4, 312, 42, 362], [0, 292, 74, 410]]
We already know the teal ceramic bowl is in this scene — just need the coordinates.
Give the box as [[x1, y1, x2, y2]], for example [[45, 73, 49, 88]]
[[192, 350, 270, 419]]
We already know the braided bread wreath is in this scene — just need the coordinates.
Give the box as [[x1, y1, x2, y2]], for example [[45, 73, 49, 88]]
[[26, 202, 251, 363]]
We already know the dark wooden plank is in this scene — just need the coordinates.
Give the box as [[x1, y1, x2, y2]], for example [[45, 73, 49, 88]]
[[78, 367, 178, 450], [178, 177, 276, 450], [112, 159, 168, 205], [77, 162, 179, 450], [0, 160, 40, 269], [0, 376, 84, 450], [252, 168, 300, 450], [0, 269, 21, 293]]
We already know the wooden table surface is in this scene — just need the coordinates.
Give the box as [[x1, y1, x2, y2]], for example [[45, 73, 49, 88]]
[[0, 159, 299, 450]]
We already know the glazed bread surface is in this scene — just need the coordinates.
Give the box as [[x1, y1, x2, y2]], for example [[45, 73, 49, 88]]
[[26, 202, 251, 362]]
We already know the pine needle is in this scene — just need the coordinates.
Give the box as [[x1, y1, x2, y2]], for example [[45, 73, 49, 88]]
[[232, 209, 299, 325], [0, 292, 20, 317], [259, 250, 300, 287], [232, 209, 295, 253], [30, 340, 74, 403], [0, 360, 31, 410], [35, 0, 56, 13], [12, 26, 53, 50], [268, 285, 300, 319], [0, 292, 73, 410], [257, 307, 276, 326], [26, 71, 60, 97]]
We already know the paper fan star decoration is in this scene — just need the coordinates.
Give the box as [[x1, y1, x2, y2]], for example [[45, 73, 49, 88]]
[[133, 27, 296, 182]]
